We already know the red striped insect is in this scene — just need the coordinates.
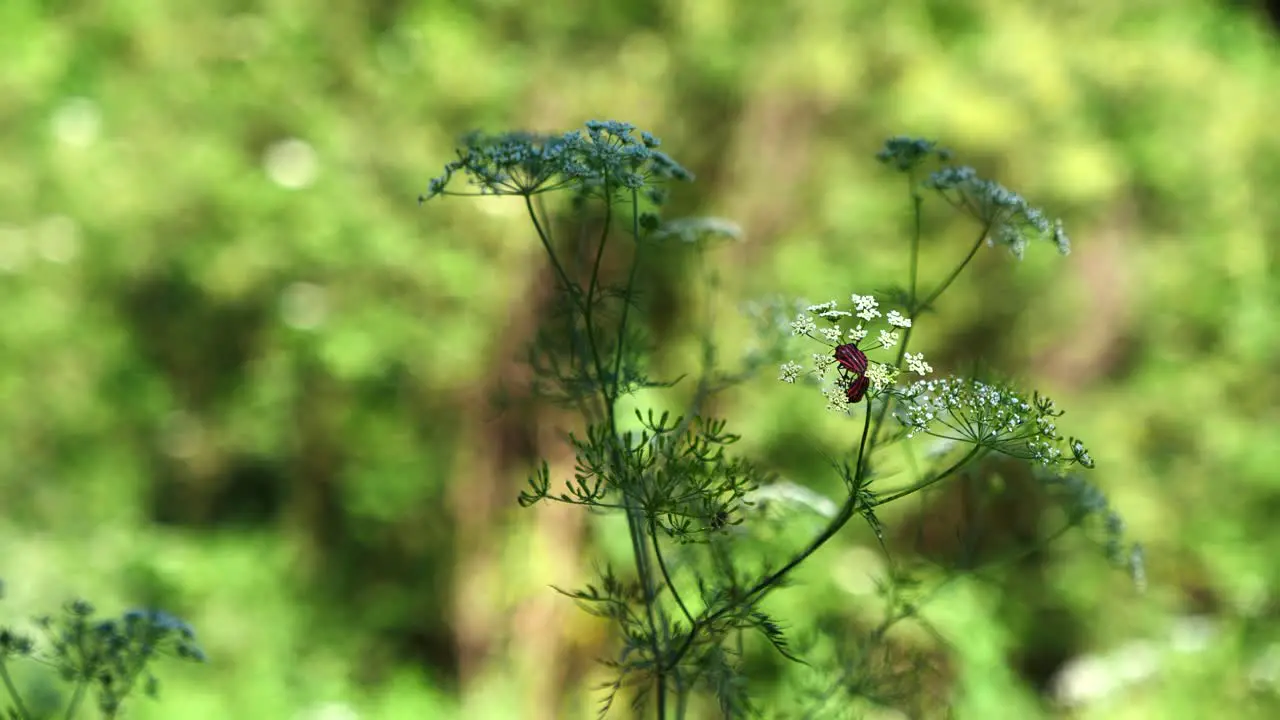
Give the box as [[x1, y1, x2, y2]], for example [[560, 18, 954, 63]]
[[834, 343, 870, 404]]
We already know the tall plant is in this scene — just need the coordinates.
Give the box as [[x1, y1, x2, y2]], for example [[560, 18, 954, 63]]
[[422, 122, 1141, 717]]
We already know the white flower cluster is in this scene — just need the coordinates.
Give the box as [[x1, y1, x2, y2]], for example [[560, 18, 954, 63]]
[[778, 361, 804, 383], [905, 352, 932, 375], [895, 377, 1092, 470], [779, 293, 932, 413], [851, 294, 880, 321]]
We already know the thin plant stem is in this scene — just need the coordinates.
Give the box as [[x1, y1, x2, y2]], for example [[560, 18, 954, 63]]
[[650, 521, 695, 628], [611, 189, 644, 401], [584, 187, 667, 718], [869, 445, 983, 507], [0, 660, 32, 720], [63, 680, 88, 720], [527, 187, 667, 716], [868, 181, 925, 446], [524, 195, 582, 316], [916, 224, 991, 315], [907, 173, 921, 305]]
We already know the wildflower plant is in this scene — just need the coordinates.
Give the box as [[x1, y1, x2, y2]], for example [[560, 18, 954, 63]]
[[0, 594, 204, 719], [423, 124, 1141, 717]]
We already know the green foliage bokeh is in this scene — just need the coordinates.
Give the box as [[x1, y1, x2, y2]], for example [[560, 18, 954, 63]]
[[1, 0, 1278, 717]]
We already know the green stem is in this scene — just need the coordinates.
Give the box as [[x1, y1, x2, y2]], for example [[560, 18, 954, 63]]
[[869, 445, 983, 507], [524, 195, 610, 425], [611, 189, 643, 401], [63, 680, 87, 720], [868, 183, 925, 445], [0, 659, 32, 720], [592, 188, 666, 717], [916, 224, 991, 315], [583, 194, 618, 407], [586, 194, 614, 326], [908, 175, 921, 306], [524, 195, 583, 317], [650, 521, 694, 628], [872, 217, 990, 448], [526, 188, 664, 715]]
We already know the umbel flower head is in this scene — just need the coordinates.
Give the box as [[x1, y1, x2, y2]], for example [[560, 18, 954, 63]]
[[419, 120, 693, 202], [872, 136, 1071, 259], [875, 136, 953, 173], [923, 166, 1071, 259], [894, 376, 1095, 472], [778, 294, 931, 413]]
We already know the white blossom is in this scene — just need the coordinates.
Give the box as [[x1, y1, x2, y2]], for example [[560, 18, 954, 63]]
[[851, 294, 881, 321], [778, 361, 803, 383], [790, 313, 816, 336], [905, 352, 932, 376], [865, 363, 897, 390]]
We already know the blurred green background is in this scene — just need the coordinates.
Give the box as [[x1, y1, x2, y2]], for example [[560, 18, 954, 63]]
[[1, 0, 1278, 717]]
